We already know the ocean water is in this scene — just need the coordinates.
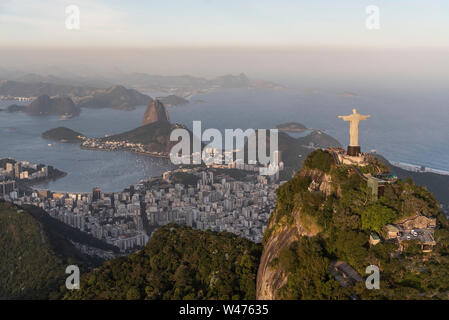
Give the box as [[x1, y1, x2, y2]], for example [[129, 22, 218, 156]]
[[1, 87, 448, 192], [169, 88, 449, 173], [0, 102, 174, 192]]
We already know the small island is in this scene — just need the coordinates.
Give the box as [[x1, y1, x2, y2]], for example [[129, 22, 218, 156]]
[[157, 95, 189, 107], [42, 127, 85, 143], [1, 97, 79, 116], [27, 95, 81, 116], [339, 91, 357, 98], [2, 104, 27, 113], [276, 122, 308, 132]]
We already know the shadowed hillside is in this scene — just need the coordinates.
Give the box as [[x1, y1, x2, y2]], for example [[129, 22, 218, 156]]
[[0, 201, 111, 299], [64, 224, 261, 300]]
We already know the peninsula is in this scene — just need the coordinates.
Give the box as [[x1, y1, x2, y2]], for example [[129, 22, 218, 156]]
[[42, 127, 85, 143], [81, 100, 190, 157], [157, 95, 189, 107]]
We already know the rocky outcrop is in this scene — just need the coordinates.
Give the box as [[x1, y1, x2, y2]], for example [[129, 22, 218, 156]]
[[256, 223, 298, 300], [26, 95, 80, 116], [303, 168, 333, 197], [256, 169, 331, 300], [142, 100, 170, 126]]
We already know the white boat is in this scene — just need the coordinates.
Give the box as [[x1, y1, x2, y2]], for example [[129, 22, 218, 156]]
[[60, 114, 73, 120]]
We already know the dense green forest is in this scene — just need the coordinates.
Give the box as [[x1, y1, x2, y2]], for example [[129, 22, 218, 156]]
[[170, 172, 200, 186], [375, 154, 449, 208], [266, 150, 449, 299], [64, 225, 261, 300], [0, 201, 111, 299], [0, 202, 86, 299]]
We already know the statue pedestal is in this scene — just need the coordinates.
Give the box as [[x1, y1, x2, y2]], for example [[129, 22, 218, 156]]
[[347, 146, 361, 156]]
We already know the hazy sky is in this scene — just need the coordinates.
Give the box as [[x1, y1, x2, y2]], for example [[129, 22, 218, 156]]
[[0, 0, 448, 88], [0, 0, 448, 48]]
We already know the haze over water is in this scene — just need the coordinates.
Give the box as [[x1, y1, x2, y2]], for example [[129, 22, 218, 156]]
[[1, 83, 449, 192], [169, 87, 449, 173], [0, 101, 174, 192]]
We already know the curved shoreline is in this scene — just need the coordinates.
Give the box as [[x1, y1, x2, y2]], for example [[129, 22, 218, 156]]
[[79, 145, 170, 159]]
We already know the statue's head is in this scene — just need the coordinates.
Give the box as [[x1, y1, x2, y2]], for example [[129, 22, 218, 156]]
[[352, 108, 357, 114]]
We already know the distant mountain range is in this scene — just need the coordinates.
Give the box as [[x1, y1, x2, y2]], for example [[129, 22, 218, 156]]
[[0, 80, 96, 98], [110, 72, 285, 96], [76, 85, 152, 110], [1, 85, 153, 116], [0, 72, 284, 117], [0, 72, 284, 100]]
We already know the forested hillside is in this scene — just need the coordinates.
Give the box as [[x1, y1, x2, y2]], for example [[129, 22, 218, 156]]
[[0, 201, 97, 299], [64, 224, 261, 300], [258, 150, 449, 299]]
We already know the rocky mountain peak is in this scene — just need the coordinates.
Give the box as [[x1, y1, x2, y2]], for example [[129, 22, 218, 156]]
[[26, 95, 80, 116], [142, 100, 170, 126]]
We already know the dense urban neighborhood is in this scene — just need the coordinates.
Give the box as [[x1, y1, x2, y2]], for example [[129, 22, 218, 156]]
[[1, 161, 280, 258]]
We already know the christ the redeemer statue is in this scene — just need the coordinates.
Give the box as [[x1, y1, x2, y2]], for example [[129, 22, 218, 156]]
[[338, 108, 370, 156]]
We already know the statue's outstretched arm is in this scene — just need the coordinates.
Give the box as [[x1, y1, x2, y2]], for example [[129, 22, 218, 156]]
[[338, 115, 351, 121]]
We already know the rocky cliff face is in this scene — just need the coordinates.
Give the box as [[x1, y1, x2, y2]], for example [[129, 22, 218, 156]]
[[142, 100, 170, 126], [26, 95, 80, 116], [256, 223, 298, 300], [257, 168, 331, 299]]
